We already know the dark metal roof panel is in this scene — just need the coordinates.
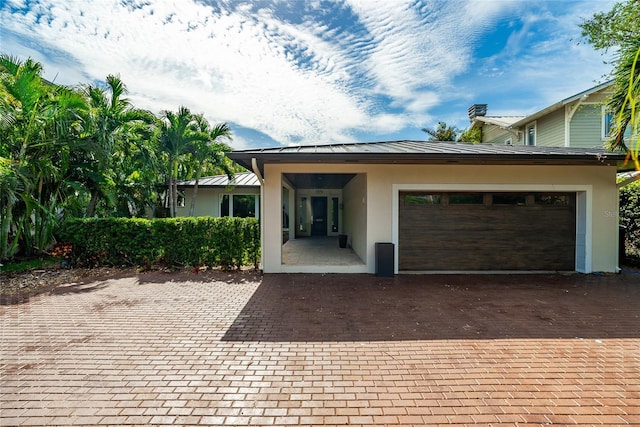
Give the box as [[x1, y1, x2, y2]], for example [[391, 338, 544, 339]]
[[231, 140, 623, 156], [227, 140, 626, 172]]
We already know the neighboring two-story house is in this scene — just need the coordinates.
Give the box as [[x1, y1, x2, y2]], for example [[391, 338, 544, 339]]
[[469, 80, 616, 148]]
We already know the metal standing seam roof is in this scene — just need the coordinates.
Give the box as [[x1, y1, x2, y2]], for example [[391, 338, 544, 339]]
[[227, 140, 626, 173], [177, 171, 260, 188]]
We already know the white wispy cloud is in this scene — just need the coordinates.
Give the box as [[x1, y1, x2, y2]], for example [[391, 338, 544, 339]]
[[0, 0, 617, 146], [465, 0, 615, 118]]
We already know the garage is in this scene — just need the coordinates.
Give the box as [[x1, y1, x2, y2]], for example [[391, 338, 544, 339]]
[[399, 191, 576, 271], [230, 140, 622, 274]]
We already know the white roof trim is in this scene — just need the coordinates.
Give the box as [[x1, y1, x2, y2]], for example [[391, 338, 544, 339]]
[[511, 80, 614, 128], [474, 116, 525, 129]]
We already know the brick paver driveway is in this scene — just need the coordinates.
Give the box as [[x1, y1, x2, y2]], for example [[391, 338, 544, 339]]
[[1, 270, 639, 426]]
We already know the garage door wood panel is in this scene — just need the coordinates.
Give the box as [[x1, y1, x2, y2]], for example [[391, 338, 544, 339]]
[[399, 193, 576, 271]]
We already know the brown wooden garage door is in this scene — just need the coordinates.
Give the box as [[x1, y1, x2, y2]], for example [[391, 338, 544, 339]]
[[399, 192, 576, 271]]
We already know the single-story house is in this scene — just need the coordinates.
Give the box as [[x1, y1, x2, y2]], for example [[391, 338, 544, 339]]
[[227, 140, 625, 275], [176, 172, 260, 218]]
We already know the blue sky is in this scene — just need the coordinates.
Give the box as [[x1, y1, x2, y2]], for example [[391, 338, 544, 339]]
[[1, 0, 615, 149]]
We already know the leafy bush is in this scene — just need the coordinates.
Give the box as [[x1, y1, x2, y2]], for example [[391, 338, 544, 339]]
[[56, 217, 260, 270], [620, 180, 640, 265]]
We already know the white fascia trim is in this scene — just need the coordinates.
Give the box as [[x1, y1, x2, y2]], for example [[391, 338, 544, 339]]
[[252, 158, 265, 271], [392, 184, 593, 274]]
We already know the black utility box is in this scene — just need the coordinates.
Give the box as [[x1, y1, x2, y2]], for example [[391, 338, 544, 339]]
[[375, 242, 395, 277]]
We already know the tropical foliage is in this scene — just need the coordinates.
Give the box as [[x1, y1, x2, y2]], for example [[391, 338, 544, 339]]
[[422, 121, 459, 141], [581, 0, 640, 169], [422, 121, 481, 143], [0, 54, 234, 261], [57, 216, 260, 270], [619, 180, 640, 265]]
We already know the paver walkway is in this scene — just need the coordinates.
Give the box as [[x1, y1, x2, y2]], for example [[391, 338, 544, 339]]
[[1, 270, 639, 426]]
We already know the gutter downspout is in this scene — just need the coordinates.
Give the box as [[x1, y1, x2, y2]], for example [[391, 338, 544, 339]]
[[251, 158, 265, 272]]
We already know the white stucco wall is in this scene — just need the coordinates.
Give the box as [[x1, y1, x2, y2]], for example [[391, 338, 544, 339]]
[[262, 163, 620, 274], [342, 173, 367, 261]]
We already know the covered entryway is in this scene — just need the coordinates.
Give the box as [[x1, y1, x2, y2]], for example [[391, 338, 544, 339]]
[[280, 173, 366, 270], [398, 191, 577, 271]]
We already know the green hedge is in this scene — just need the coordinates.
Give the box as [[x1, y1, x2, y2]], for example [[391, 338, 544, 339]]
[[56, 217, 260, 270], [620, 180, 640, 266]]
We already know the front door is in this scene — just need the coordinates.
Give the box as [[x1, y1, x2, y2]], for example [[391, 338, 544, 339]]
[[311, 197, 327, 236]]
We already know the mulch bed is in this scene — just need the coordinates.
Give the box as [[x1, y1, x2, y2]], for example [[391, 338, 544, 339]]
[[0, 266, 136, 303], [0, 264, 261, 305]]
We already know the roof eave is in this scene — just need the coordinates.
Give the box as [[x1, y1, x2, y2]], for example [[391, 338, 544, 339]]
[[227, 152, 622, 175], [177, 184, 258, 189], [511, 80, 615, 128]]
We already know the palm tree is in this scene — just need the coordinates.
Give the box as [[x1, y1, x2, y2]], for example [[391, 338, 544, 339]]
[[158, 106, 209, 217], [606, 46, 640, 169], [110, 124, 162, 217], [187, 115, 232, 215], [79, 74, 156, 216], [0, 54, 87, 257], [422, 121, 459, 141]]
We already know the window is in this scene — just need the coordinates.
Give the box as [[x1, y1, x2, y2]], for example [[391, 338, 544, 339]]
[[525, 122, 536, 146], [404, 194, 441, 205], [220, 194, 230, 216], [165, 190, 186, 208], [448, 193, 484, 204], [603, 108, 632, 140], [298, 197, 308, 232], [331, 197, 339, 232], [233, 195, 256, 218], [220, 194, 258, 218], [602, 109, 614, 139], [282, 187, 290, 228], [492, 193, 526, 205], [534, 194, 571, 205]]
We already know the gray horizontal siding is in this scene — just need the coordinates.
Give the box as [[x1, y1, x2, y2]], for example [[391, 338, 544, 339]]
[[536, 108, 565, 147], [482, 125, 513, 144], [570, 104, 606, 149]]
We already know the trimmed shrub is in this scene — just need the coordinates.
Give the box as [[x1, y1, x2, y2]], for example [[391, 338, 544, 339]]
[[56, 217, 260, 270], [620, 180, 640, 265]]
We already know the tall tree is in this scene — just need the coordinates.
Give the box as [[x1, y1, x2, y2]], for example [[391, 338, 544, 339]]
[[422, 121, 459, 141], [0, 54, 88, 257], [457, 127, 482, 143], [79, 74, 156, 216], [158, 106, 209, 217], [187, 115, 232, 216], [581, 0, 640, 169]]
